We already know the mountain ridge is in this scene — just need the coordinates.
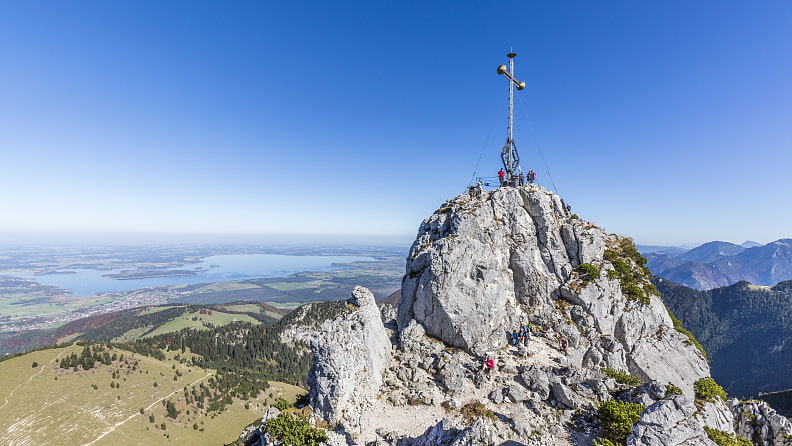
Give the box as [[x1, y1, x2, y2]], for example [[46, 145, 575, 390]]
[[274, 184, 792, 445], [644, 239, 792, 290]]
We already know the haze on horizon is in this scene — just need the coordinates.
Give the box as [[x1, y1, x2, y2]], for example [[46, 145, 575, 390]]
[[2, 1, 791, 248]]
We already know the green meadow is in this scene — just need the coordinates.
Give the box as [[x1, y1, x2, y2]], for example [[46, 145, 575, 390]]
[[0, 344, 304, 446]]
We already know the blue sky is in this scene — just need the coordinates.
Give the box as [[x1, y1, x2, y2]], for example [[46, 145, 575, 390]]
[[1, 1, 790, 247]]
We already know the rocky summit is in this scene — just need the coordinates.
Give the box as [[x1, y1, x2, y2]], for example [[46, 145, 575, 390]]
[[248, 184, 792, 445]]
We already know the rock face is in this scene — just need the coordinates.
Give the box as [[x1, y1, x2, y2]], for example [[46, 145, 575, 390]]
[[398, 185, 708, 397], [731, 400, 792, 446], [244, 184, 792, 446], [308, 286, 391, 424], [628, 396, 717, 446]]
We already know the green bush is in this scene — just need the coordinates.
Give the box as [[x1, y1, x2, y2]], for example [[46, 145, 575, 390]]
[[577, 263, 601, 284], [601, 367, 642, 387], [694, 377, 727, 401], [593, 438, 618, 446], [598, 400, 645, 444], [665, 382, 683, 397], [703, 426, 752, 446], [262, 412, 328, 446], [604, 237, 656, 306], [273, 397, 292, 411]]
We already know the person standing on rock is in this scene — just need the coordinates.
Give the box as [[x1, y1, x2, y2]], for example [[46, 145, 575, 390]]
[[527, 170, 536, 183], [560, 336, 569, 355], [498, 168, 505, 186]]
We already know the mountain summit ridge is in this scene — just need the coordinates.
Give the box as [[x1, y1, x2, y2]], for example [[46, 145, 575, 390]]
[[286, 185, 792, 445]]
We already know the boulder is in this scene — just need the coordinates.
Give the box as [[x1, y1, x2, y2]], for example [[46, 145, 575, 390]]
[[520, 364, 551, 401], [551, 382, 582, 409], [438, 359, 466, 393], [507, 384, 530, 403]]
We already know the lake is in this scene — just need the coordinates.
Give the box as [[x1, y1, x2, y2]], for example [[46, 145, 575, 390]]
[[11, 254, 375, 297]]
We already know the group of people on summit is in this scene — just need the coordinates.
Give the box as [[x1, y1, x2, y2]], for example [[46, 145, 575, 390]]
[[498, 168, 535, 187], [466, 168, 537, 198]]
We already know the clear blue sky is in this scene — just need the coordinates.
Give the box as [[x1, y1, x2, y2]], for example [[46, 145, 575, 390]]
[[1, 1, 790, 247]]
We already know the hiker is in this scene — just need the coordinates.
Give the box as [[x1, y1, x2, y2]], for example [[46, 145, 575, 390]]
[[566, 203, 572, 213], [484, 357, 495, 376], [527, 170, 536, 183], [511, 331, 519, 346], [560, 336, 569, 355], [498, 168, 505, 186]]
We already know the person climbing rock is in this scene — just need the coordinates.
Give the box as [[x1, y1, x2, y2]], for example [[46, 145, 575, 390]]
[[560, 336, 569, 355]]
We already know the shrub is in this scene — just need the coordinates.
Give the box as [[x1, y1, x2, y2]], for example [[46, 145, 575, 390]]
[[665, 382, 683, 397], [262, 412, 328, 446], [273, 397, 291, 411], [593, 439, 618, 446], [460, 401, 496, 423], [598, 400, 645, 444], [604, 237, 656, 306], [694, 377, 727, 401], [703, 426, 752, 446], [577, 263, 601, 284], [601, 367, 642, 387]]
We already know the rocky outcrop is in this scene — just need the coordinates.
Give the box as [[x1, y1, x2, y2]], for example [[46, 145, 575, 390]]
[[731, 400, 792, 446], [308, 286, 391, 424], [247, 184, 792, 446], [398, 185, 708, 397], [627, 396, 717, 446]]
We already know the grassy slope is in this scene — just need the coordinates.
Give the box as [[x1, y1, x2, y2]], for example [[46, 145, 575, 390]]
[[142, 310, 260, 338], [0, 345, 303, 446]]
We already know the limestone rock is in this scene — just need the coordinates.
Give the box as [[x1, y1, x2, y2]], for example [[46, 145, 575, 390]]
[[308, 286, 392, 424], [520, 364, 551, 401], [507, 384, 530, 403], [398, 186, 709, 397], [731, 399, 792, 446], [551, 382, 582, 409], [628, 396, 716, 446], [697, 399, 735, 435], [412, 417, 499, 446]]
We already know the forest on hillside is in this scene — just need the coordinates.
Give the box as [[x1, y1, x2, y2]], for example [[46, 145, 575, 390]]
[[656, 278, 792, 398]]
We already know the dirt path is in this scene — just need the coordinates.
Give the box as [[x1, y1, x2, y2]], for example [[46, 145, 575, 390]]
[[0, 349, 65, 411], [80, 371, 213, 446]]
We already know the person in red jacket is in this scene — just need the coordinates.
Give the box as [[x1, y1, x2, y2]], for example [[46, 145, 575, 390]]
[[484, 357, 495, 376], [497, 168, 505, 186]]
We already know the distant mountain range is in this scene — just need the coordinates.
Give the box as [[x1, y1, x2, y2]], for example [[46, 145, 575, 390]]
[[639, 239, 792, 290]]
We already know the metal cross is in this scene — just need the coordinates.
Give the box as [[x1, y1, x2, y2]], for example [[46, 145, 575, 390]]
[[497, 52, 526, 180]]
